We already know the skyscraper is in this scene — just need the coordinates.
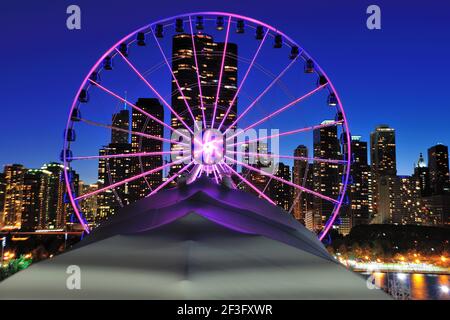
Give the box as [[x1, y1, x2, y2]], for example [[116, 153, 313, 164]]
[[21, 169, 50, 231], [413, 153, 431, 197], [370, 125, 399, 223], [79, 183, 98, 225], [1, 164, 25, 228], [270, 162, 292, 211], [129, 98, 164, 201], [312, 121, 340, 231], [428, 144, 449, 195], [349, 136, 370, 226], [111, 109, 130, 144], [0, 173, 5, 221], [41, 162, 75, 229], [397, 175, 421, 225], [97, 144, 132, 219], [292, 145, 309, 222], [171, 33, 238, 130], [97, 108, 133, 220]]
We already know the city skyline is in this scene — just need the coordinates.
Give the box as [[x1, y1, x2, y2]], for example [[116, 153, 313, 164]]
[[2, 1, 450, 179]]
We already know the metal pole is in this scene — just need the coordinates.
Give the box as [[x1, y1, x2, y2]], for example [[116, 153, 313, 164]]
[[1, 237, 5, 267]]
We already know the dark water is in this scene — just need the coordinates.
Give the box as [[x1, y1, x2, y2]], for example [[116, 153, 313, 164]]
[[363, 272, 449, 300]]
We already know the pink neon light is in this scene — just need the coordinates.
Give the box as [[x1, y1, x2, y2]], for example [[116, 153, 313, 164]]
[[227, 84, 328, 142], [79, 117, 188, 147], [64, 12, 351, 239], [75, 156, 191, 201], [188, 16, 207, 129], [223, 57, 299, 136], [225, 156, 339, 205], [147, 160, 194, 197], [212, 165, 220, 184], [222, 162, 276, 205], [70, 151, 177, 161], [115, 49, 195, 135], [89, 79, 191, 140], [150, 29, 199, 131], [230, 120, 343, 147], [211, 16, 232, 129], [229, 150, 346, 165], [217, 29, 269, 131]]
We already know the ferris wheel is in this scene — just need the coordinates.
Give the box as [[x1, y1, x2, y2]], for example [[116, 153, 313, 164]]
[[62, 12, 352, 241]]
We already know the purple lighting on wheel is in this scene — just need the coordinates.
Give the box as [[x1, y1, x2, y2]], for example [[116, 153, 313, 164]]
[[189, 16, 207, 129], [89, 79, 191, 140], [223, 57, 299, 136], [225, 156, 339, 205], [222, 162, 276, 205], [63, 12, 351, 240], [211, 16, 231, 129], [114, 49, 195, 135], [75, 156, 191, 201], [229, 150, 347, 165], [229, 120, 343, 147], [194, 129, 224, 165], [147, 160, 194, 197], [217, 29, 269, 131], [150, 27, 199, 131], [226, 84, 328, 142]]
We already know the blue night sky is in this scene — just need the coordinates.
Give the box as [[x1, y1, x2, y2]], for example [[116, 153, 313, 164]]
[[1, 0, 449, 181]]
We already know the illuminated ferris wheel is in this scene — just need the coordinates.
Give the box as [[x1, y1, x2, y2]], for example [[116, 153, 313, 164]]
[[62, 12, 351, 240]]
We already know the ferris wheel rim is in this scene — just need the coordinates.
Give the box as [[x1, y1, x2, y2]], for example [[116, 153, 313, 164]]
[[62, 11, 352, 240]]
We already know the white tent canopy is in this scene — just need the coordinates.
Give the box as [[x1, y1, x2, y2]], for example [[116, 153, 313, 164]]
[[0, 178, 390, 299]]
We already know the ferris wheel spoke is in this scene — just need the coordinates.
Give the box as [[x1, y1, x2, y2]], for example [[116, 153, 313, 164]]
[[227, 84, 328, 142], [212, 165, 220, 184], [77, 117, 188, 146], [229, 120, 343, 147], [217, 29, 269, 131], [188, 16, 207, 129], [88, 79, 191, 140], [146, 160, 195, 197], [114, 48, 195, 135], [223, 57, 299, 136], [149, 27, 199, 131], [221, 162, 276, 205], [211, 16, 232, 129], [224, 156, 339, 205], [228, 150, 347, 165], [69, 151, 178, 161], [74, 156, 191, 201]]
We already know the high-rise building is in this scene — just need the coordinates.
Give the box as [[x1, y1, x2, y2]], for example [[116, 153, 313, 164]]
[[242, 142, 272, 199], [129, 98, 164, 201], [270, 162, 292, 211], [171, 33, 238, 130], [0, 173, 5, 221], [97, 144, 132, 220], [312, 121, 340, 232], [41, 162, 77, 229], [170, 33, 238, 175], [413, 153, 431, 197], [79, 182, 98, 226], [397, 175, 421, 225], [428, 144, 449, 195], [370, 125, 399, 223], [349, 136, 370, 226], [21, 169, 50, 231], [1, 164, 25, 228], [111, 109, 130, 144], [292, 145, 309, 222]]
